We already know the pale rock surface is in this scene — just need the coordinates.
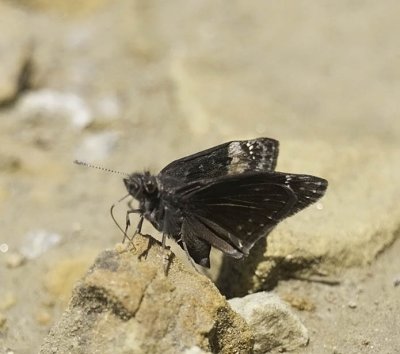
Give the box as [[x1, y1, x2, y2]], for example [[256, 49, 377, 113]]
[[230, 292, 309, 353]]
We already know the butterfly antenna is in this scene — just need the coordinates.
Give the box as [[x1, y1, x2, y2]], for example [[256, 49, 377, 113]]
[[74, 160, 130, 177]]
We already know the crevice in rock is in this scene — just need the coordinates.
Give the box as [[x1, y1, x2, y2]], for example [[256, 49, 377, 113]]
[[74, 285, 135, 321]]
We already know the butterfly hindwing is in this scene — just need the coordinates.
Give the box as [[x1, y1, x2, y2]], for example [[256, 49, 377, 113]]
[[178, 172, 327, 257], [160, 138, 279, 183], [180, 218, 212, 267]]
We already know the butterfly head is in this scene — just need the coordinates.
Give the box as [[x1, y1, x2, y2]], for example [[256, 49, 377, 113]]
[[124, 172, 158, 200]]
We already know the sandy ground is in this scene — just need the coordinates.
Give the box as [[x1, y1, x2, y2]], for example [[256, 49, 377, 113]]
[[0, 1, 399, 353], [276, 236, 400, 354]]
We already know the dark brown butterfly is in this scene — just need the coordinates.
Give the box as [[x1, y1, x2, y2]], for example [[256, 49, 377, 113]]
[[121, 138, 327, 268]]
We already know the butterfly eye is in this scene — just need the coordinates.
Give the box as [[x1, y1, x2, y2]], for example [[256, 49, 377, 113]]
[[123, 176, 142, 197]]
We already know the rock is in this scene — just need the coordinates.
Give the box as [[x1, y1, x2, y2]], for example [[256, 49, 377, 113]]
[[43, 253, 98, 304], [40, 234, 254, 354], [229, 292, 309, 353]]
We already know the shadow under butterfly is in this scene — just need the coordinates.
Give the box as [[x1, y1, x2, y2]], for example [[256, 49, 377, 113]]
[[103, 138, 328, 271]]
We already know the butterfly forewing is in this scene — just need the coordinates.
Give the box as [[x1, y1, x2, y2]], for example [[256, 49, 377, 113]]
[[160, 138, 279, 183]]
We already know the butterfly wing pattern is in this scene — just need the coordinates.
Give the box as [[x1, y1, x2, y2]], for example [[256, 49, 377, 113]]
[[123, 138, 328, 269], [160, 138, 279, 182]]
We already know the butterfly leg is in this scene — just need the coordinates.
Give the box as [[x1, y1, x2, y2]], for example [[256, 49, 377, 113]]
[[138, 236, 156, 261], [123, 209, 141, 245], [161, 233, 172, 275]]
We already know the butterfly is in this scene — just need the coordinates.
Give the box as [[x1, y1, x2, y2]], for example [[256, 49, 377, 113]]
[[120, 138, 328, 268]]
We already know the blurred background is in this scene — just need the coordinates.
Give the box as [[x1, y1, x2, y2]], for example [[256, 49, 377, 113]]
[[1, 1, 399, 353]]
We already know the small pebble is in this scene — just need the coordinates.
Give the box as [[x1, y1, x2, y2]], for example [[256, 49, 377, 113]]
[[281, 294, 316, 311], [348, 301, 357, 309], [393, 276, 400, 287], [36, 310, 52, 326], [0, 243, 9, 253], [5, 252, 26, 268], [0, 293, 17, 311], [0, 312, 7, 329], [115, 243, 127, 253], [361, 338, 370, 346], [42, 298, 56, 308]]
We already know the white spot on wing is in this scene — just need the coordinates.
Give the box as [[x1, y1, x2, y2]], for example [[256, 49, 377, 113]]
[[228, 142, 249, 173]]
